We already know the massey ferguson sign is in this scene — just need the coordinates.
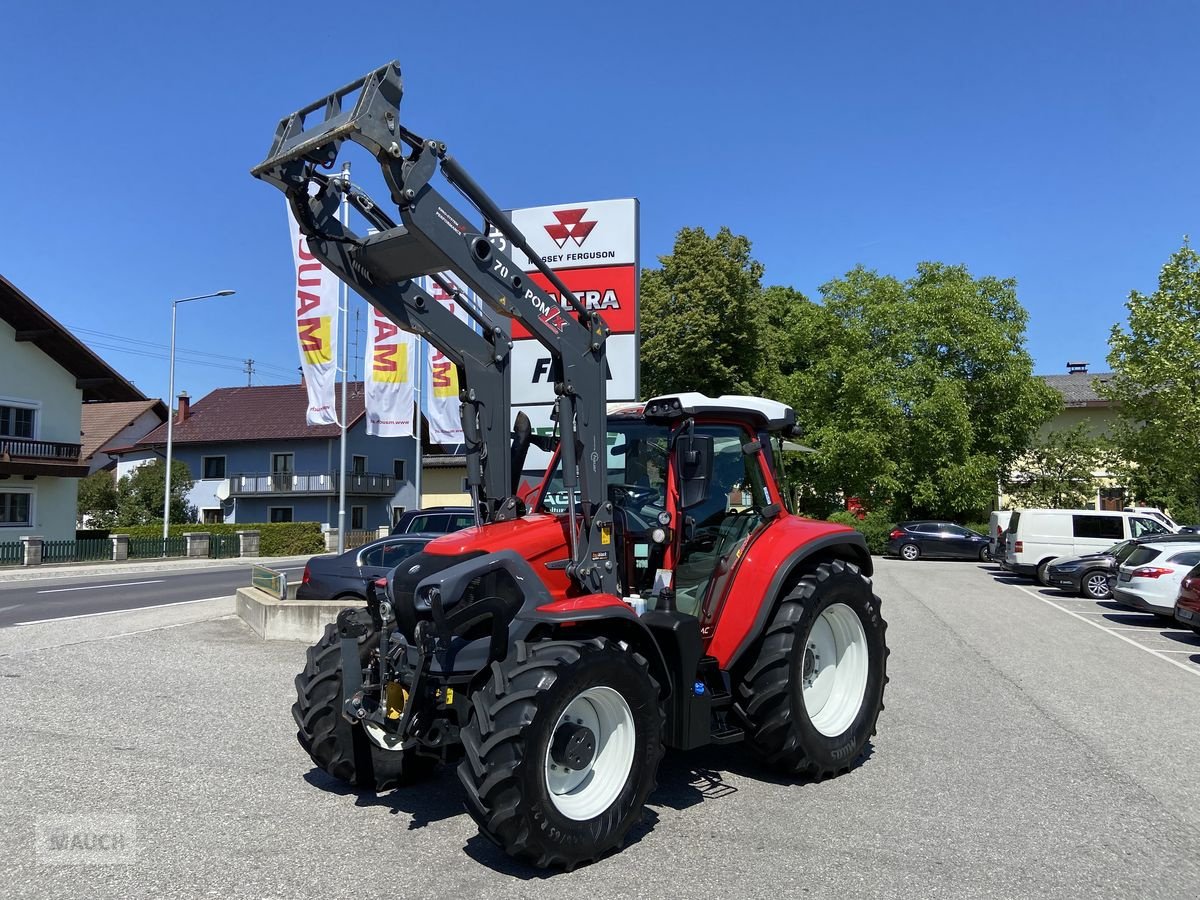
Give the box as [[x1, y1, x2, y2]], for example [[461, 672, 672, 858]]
[[502, 198, 639, 470]]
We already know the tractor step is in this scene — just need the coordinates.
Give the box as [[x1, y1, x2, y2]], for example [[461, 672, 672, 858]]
[[709, 724, 745, 745]]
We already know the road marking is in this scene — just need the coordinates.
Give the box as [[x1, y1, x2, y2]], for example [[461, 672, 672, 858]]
[[1154, 648, 1200, 654], [11, 595, 228, 626], [1010, 583, 1200, 679], [36, 580, 164, 594]]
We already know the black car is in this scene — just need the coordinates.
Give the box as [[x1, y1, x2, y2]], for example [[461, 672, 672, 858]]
[[1045, 532, 1200, 600], [296, 534, 433, 602], [390, 506, 476, 536], [886, 521, 991, 561]]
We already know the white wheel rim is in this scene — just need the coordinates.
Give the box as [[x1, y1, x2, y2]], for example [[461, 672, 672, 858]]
[[544, 686, 635, 821], [802, 602, 870, 738], [902, 545, 918, 560]]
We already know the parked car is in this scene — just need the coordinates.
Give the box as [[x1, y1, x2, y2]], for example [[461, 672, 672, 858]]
[[296, 534, 433, 602], [1110, 540, 1200, 616], [1044, 534, 1200, 599], [1173, 563, 1200, 634], [1004, 508, 1172, 584], [886, 521, 991, 561], [988, 510, 1013, 561], [391, 506, 476, 536]]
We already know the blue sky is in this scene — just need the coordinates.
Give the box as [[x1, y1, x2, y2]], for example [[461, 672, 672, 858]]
[[2, 1, 1196, 402]]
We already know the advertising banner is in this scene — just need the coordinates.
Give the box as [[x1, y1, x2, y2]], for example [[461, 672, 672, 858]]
[[421, 275, 470, 445], [287, 202, 339, 426], [365, 304, 416, 437]]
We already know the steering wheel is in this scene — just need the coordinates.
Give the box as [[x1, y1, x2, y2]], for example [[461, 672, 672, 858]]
[[609, 483, 661, 507]]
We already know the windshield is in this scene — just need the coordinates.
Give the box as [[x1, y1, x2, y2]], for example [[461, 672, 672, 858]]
[[539, 421, 670, 516]]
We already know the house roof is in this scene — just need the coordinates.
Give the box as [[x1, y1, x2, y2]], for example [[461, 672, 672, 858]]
[[1041, 372, 1116, 408], [423, 454, 466, 469], [134, 383, 367, 447], [0, 275, 149, 403], [81, 400, 168, 463]]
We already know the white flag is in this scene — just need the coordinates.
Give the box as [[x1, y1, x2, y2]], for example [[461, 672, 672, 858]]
[[422, 276, 467, 445], [287, 203, 339, 426], [365, 305, 416, 437]]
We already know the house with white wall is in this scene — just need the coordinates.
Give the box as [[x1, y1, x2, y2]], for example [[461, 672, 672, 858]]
[[0, 275, 152, 541]]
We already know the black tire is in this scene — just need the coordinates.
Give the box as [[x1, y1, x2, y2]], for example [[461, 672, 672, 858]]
[[292, 622, 436, 791], [1079, 569, 1111, 600], [735, 560, 888, 777], [1036, 560, 1053, 586], [457, 638, 664, 870], [978, 546, 991, 562], [899, 543, 920, 561]]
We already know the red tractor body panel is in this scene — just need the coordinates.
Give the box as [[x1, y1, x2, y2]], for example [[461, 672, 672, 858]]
[[423, 513, 575, 599], [703, 516, 862, 668]]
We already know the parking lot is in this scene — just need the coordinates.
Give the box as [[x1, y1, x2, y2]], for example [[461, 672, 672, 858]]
[[1, 558, 1198, 899]]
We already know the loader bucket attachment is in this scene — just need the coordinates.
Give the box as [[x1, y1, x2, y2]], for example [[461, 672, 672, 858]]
[[250, 61, 404, 186]]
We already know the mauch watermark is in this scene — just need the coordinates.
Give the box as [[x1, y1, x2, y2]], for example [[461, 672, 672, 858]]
[[35, 815, 137, 865]]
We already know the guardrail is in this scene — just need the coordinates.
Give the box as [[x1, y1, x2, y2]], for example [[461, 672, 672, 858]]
[[252, 564, 288, 599]]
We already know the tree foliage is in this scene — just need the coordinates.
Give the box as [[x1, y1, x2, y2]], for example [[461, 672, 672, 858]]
[[640, 226, 763, 397], [105, 460, 196, 526], [1006, 423, 1112, 509], [1100, 241, 1200, 521], [640, 231, 1057, 520], [77, 470, 118, 528]]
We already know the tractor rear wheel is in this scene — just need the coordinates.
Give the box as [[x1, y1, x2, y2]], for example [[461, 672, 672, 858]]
[[458, 638, 664, 870], [293, 622, 436, 791], [736, 560, 888, 777]]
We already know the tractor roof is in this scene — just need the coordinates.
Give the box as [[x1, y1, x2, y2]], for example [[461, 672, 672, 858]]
[[609, 393, 797, 431]]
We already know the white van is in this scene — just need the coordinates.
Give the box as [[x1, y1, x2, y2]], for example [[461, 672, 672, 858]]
[[1005, 508, 1173, 583], [988, 510, 1012, 559]]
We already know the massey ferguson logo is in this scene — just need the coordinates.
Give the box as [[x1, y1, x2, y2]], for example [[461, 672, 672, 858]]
[[545, 208, 597, 248]]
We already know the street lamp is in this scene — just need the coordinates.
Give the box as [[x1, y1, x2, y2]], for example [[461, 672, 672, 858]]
[[163, 290, 237, 541]]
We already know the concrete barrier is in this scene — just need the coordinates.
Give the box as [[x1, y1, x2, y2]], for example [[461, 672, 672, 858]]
[[235, 586, 362, 643]]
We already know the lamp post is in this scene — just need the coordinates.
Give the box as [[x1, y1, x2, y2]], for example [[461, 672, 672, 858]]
[[163, 290, 237, 541]]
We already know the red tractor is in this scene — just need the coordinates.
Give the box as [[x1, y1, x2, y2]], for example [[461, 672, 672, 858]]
[[254, 62, 888, 870]]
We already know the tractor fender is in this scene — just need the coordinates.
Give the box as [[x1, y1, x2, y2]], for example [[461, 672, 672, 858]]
[[709, 526, 872, 671], [513, 597, 674, 700]]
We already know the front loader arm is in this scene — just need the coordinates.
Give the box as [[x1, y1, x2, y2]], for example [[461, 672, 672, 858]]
[[252, 61, 617, 593]]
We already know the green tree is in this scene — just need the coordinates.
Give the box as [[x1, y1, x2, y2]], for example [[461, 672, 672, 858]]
[[1006, 423, 1112, 509], [783, 263, 1059, 519], [77, 470, 118, 528], [640, 226, 763, 397], [1100, 241, 1200, 521], [113, 460, 195, 525]]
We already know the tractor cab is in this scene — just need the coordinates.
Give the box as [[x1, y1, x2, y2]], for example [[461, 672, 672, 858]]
[[536, 393, 796, 619]]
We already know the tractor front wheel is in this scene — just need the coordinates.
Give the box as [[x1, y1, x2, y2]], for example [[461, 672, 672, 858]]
[[292, 622, 436, 791], [458, 638, 664, 869], [736, 560, 888, 777]]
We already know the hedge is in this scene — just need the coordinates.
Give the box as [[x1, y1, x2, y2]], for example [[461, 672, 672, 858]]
[[826, 510, 897, 555], [114, 522, 324, 556]]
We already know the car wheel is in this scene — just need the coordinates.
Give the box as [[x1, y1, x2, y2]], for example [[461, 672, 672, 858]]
[[978, 546, 991, 562], [1080, 570, 1111, 600], [899, 543, 920, 561], [1036, 560, 1052, 586]]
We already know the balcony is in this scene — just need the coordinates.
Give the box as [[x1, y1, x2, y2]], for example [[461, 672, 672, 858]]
[[227, 472, 397, 497], [0, 437, 87, 478]]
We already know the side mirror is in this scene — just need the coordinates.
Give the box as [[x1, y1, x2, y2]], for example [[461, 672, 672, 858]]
[[677, 433, 714, 509]]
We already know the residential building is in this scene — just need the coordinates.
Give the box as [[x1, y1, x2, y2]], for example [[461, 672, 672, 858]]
[[1, 275, 152, 540], [80, 399, 167, 474], [1038, 362, 1118, 439], [118, 383, 418, 529]]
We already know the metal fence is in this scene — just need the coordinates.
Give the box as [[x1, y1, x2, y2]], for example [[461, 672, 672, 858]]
[[0, 542, 22, 567], [41, 538, 111, 564], [127, 536, 188, 559], [209, 533, 239, 559]]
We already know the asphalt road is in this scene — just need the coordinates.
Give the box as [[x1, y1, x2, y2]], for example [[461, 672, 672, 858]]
[[1, 558, 1198, 898], [0, 558, 311, 628]]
